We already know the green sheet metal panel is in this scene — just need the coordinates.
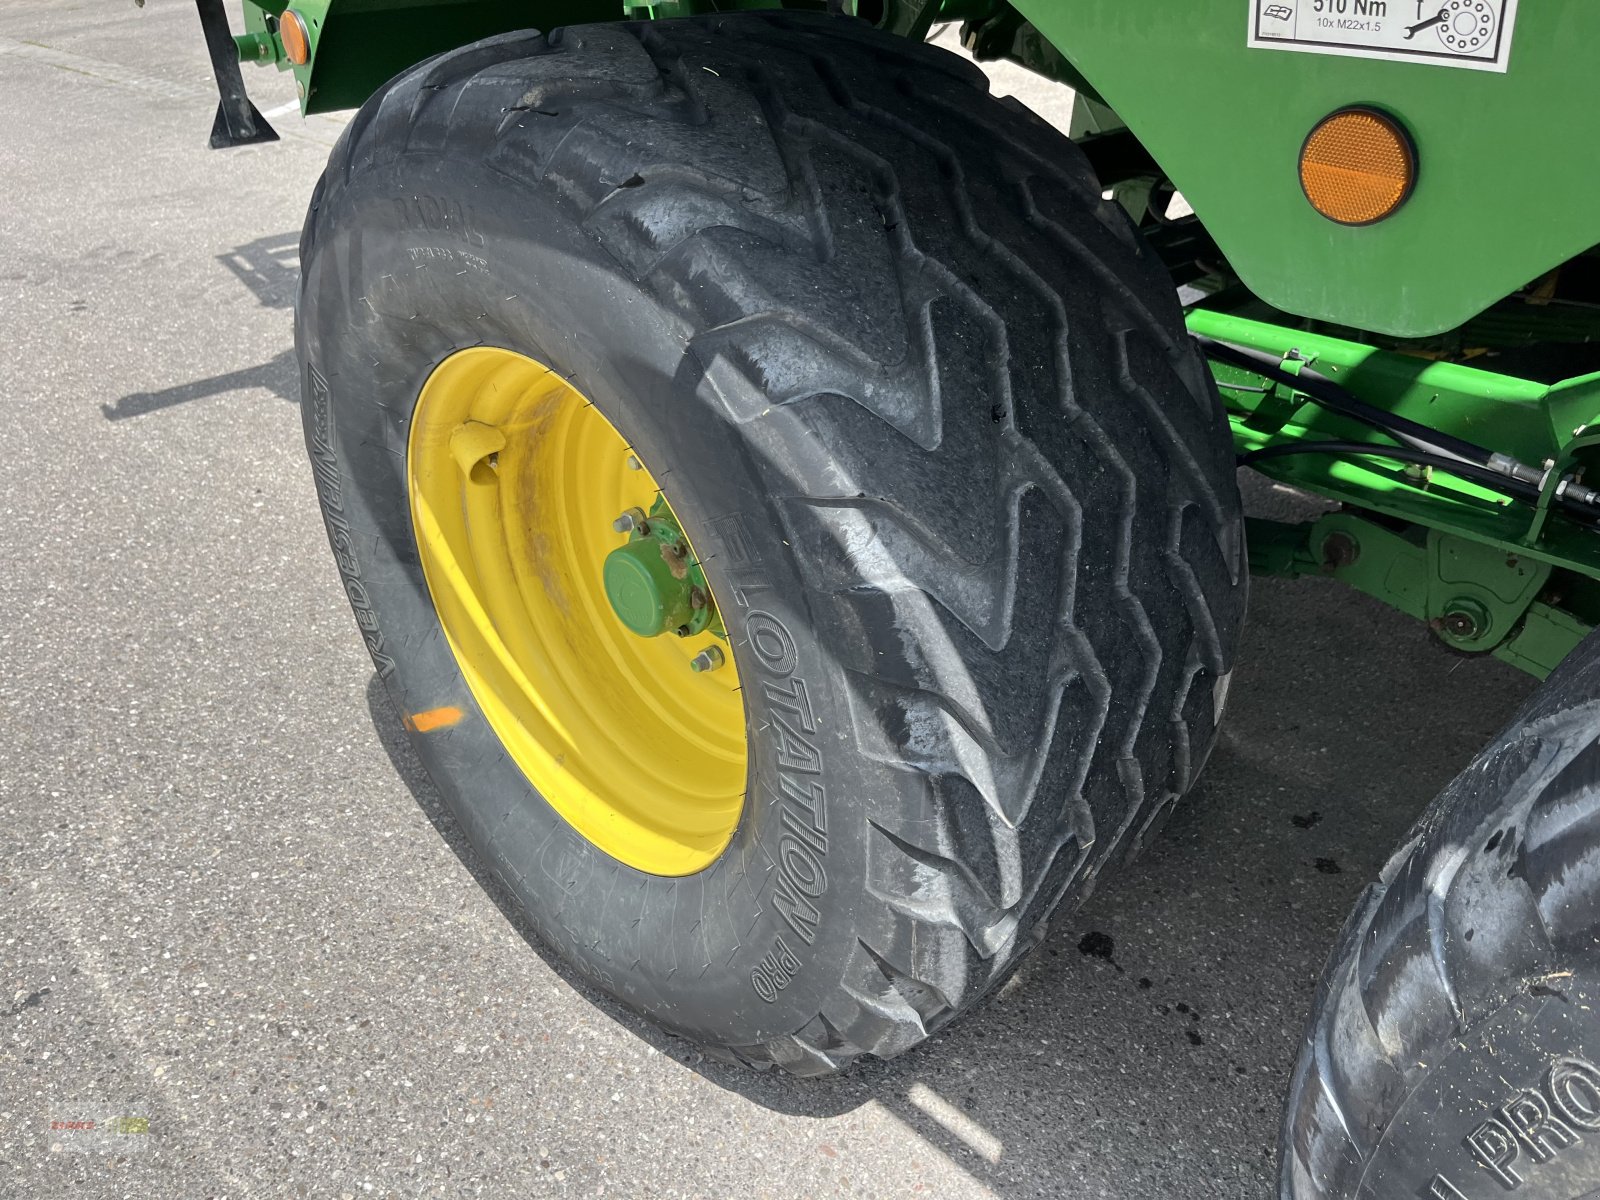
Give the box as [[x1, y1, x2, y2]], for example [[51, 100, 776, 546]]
[[1011, 0, 1600, 337], [246, 0, 619, 114]]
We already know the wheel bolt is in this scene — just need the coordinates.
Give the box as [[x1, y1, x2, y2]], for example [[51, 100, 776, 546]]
[[1320, 531, 1359, 571], [690, 646, 726, 673], [1434, 597, 1490, 642], [612, 507, 648, 534]]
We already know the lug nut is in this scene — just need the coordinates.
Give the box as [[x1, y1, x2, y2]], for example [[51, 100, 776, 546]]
[[690, 646, 726, 673], [612, 507, 648, 534]]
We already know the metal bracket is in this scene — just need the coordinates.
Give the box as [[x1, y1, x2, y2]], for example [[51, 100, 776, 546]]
[[1241, 350, 1315, 436], [1525, 381, 1600, 545], [195, 0, 279, 149], [1247, 512, 1588, 678]]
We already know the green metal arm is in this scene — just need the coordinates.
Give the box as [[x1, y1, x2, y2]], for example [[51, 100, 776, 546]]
[[1194, 308, 1600, 678]]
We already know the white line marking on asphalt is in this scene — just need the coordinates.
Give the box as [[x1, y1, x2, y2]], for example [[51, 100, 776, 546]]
[[0, 35, 347, 146]]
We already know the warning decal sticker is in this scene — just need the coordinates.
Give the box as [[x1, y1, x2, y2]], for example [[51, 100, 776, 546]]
[[1248, 0, 1518, 72]]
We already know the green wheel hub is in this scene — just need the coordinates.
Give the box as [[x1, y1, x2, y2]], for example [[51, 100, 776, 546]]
[[601, 500, 721, 641]]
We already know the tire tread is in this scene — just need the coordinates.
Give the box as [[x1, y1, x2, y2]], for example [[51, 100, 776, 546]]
[[315, 12, 1245, 1073]]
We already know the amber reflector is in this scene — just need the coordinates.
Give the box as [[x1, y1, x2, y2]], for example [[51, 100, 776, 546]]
[[1299, 108, 1415, 226], [280, 10, 311, 66]]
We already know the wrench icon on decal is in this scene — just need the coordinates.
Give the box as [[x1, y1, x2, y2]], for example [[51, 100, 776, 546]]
[[1404, 7, 1446, 37], [1407, 0, 1497, 50]]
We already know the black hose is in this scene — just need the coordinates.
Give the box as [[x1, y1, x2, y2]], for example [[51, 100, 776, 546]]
[[1206, 336, 1600, 519], [1195, 336, 1496, 469]]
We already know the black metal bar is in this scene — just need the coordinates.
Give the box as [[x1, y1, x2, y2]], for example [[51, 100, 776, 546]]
[[194, 0, 279, 149], [1075, 129, 1159, 189]]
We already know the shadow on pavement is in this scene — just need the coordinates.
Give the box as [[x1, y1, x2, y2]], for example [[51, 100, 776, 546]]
[[102, 346, 297, 420], [216, 232, 299, 310], [360, 564, 1535, 1195], [103, 233, 300, 420]]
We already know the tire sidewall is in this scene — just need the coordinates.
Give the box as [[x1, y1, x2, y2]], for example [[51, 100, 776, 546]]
[[1282, 640, 1600, 1200], [1356, 969, 1600, 1200], [298, 152, 884, 1048]]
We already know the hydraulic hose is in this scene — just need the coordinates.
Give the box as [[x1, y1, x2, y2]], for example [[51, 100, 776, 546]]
[[1239, 440, 1540, 501], [1197, 336, 1600, 518], [1195, 336, 1492, 468]]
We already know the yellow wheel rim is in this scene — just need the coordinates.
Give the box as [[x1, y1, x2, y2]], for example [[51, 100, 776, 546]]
[[407, 346, 747, 875]]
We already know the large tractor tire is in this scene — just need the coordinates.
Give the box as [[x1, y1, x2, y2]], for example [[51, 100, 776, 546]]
[[1283, 630, 1600, 1198], [297, 12, 1245, 1073]]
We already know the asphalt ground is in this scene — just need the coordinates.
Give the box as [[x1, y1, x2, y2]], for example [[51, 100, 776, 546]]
[[0, 5, 1538, 1197]]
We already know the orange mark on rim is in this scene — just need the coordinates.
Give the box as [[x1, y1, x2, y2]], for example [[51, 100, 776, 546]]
[[404, 705, 465, 733]]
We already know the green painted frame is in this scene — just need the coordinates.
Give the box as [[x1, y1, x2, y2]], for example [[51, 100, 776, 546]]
[[232, 0, 1600, 338], [1191, 307, 1600, 676], [213, 0, 1600, 674]]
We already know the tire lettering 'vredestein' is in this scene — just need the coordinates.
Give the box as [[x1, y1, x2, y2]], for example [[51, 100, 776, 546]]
[[306, 362, 394, 679]]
